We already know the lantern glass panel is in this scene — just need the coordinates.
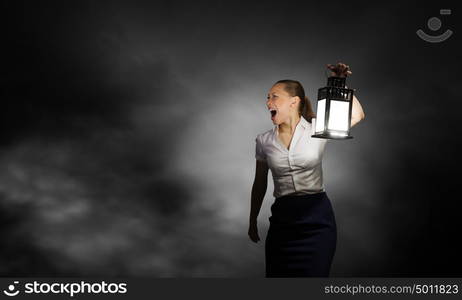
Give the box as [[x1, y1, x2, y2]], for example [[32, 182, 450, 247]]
[[327, 100, 349, 131], [315, 99, 326, 132]]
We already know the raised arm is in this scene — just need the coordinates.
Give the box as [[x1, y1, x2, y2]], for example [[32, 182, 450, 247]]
[[351, 94, 365, 127], [327, 62, 365, 128]]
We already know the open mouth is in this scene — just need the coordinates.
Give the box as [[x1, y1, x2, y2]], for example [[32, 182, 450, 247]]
[[270, 109, 277, 118]]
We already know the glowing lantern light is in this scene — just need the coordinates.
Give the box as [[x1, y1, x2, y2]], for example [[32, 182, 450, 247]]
[[312, 76, 354, 140]]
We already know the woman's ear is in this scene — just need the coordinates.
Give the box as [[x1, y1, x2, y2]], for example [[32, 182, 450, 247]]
[[291, 96, 300, 107]]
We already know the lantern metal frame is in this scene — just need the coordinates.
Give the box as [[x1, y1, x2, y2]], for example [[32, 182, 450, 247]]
[[311, 76, 354, 140]]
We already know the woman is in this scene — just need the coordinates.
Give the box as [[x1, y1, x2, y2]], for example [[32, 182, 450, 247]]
[[248, 63, 365, 277]]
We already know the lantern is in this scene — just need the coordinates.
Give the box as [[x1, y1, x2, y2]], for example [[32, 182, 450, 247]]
[[311, 76, 354, 140]]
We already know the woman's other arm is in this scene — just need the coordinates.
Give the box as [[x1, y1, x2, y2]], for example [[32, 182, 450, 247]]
[[350, 94, 365, 128], [248, 160, 269, 243]]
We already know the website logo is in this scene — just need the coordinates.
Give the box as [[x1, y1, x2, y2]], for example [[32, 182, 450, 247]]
[[2, 280, 127, 297], [417, 9, 453, 43], [3, 281, 20, 297]]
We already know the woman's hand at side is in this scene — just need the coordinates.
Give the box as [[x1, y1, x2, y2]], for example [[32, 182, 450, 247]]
[[248, 160, 268, 243], [248, 219, 261, 243]]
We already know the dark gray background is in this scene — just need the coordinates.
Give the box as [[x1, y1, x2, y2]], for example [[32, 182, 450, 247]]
[[2, 0, 461, 277]]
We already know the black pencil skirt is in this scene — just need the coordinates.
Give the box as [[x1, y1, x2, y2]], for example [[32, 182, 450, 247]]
[[265, 191, 337, 277]]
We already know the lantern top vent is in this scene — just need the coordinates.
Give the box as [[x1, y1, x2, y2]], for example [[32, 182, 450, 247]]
[[327, 76, 346, 88]]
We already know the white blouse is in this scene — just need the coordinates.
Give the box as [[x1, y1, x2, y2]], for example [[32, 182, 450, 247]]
[[255, 116, 328, 199]]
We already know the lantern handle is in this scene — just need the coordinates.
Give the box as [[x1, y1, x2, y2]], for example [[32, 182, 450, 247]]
[[324, 69, 352, 80]]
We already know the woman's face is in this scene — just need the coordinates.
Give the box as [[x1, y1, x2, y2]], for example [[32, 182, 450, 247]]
[[266, 83, 298, 125]]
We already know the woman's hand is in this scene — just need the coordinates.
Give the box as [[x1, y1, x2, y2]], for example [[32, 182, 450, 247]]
[[248, 220, 261, 243], [327, 62, 352, 78]]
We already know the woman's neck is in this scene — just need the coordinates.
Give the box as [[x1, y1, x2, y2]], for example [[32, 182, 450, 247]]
[[278, 114, 301, 135]]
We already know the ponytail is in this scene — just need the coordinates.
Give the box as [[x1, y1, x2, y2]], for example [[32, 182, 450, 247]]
[[299, 95, 316, 123]]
